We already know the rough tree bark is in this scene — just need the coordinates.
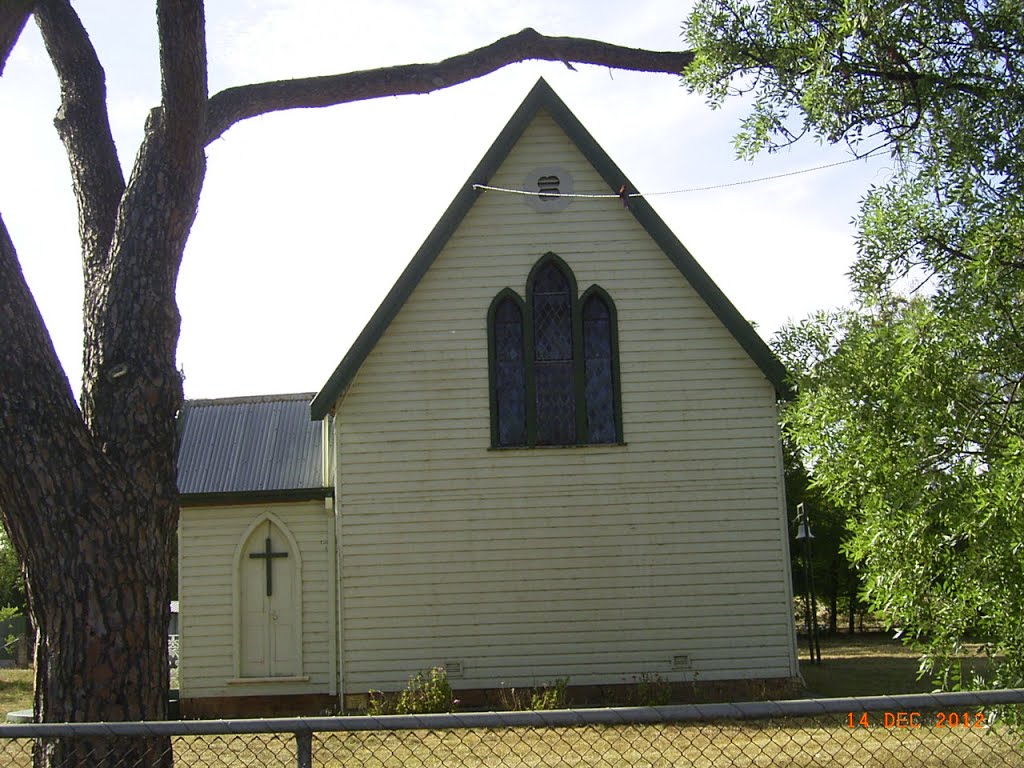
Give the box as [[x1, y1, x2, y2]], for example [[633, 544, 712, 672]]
[[0, 0, 35, 75], [0, 2, 693, 765]]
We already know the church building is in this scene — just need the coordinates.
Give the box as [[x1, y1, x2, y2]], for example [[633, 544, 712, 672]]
[[176, 79, 800, 717]]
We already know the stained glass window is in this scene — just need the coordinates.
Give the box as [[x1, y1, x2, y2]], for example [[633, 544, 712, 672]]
[[583, 293, 618, 443], [493, 297, 527, 446], [488, 254, 621, 448], [532, 262, 576, 445]]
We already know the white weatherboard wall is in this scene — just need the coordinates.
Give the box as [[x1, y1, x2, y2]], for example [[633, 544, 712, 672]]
[[178, 500, 333, 699], [331, 110, 798, 695]]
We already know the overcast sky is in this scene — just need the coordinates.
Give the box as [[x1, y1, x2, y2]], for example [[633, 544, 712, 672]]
[[0, 1, 890, 400]]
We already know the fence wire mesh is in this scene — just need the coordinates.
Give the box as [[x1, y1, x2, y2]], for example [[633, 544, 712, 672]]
[[1, 689, 1022, 767]]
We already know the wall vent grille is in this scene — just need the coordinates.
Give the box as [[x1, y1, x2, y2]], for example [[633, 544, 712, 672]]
[[671, 654, 691, 671], [538, 175, 561, 199]]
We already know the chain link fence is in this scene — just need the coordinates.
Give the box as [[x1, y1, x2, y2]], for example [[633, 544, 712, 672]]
[[1, 688, 1022, 767]]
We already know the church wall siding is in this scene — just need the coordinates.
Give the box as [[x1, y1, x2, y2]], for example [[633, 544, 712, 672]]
[[333, 111, 798, 694], [178, 501, 333, 700]]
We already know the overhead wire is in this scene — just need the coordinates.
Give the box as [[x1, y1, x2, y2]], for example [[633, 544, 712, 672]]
[[472, 153, 881, 199]]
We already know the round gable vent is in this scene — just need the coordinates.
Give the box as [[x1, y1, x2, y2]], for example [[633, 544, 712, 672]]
[[537, 175, 561, 198], [523, 166, 574, 212]]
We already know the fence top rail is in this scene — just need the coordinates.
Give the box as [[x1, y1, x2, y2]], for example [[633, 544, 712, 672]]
[[1, 688, 1023, 738]]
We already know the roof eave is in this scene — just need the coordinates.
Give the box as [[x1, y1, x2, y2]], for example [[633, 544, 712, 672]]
[[533, 84, 793, 399], [310, 78, 792, 419], [310, 81, 559, 421], [179, 486, 335, 508]]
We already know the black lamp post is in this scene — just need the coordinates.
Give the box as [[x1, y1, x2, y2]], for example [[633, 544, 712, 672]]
[[796, 502, 822, 664]]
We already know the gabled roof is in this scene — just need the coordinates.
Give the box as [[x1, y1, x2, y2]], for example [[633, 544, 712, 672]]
[[311, 78, 791, 419], [178, 393, 330, 505]]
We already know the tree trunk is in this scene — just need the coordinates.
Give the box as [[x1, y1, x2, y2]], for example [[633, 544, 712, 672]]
[[828, 551, 839, 634], [30, 483, 175, 768], [0, 116, 192, 766], [1, 4, 694, 765], [2, 7, 202, 758], [848, 572, 857, 634], [0, 235, 171, 767]]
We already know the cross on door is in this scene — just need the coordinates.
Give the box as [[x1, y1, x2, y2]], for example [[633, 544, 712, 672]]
[[249, 537, 288, 596]]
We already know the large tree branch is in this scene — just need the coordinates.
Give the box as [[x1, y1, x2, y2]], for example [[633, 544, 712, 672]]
[[0, 214, 81, 435], [842, 60, 999, 102], [81, 1, 207, 473], [0, 212, 103, 563], [157, 0, 207, 162], [2, 209, 176, 736], [206, 27, 694, 144], [0, 0, 34, 76], [34, 0, 124, 280]]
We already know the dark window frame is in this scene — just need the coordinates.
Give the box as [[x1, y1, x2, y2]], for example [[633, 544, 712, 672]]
[[487, 253, 623, 448]]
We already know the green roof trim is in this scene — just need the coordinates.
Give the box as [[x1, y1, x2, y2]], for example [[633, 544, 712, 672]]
[[311, 78, 791, 420]]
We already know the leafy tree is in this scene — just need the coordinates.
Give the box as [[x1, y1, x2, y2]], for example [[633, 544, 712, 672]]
[[0, 2, 691, 764], [776, 319, 867, 639], [0, 521, 26, 615], [683, 0, 1024, 688], [777, 299, 1024, 686], [780, 435, 862, 637]]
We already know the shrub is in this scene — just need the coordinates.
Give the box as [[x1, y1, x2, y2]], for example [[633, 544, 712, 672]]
[[629, 672, 672, 707], [497, 682, 530, 712], [530, 677, 569, 710], [368, 667, 454, 715], [498, 677, 571, 711], [365, 690, 392, 716]]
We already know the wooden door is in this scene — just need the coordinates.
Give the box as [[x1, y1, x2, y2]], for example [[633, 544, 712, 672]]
[[240, 520, 298, 677]]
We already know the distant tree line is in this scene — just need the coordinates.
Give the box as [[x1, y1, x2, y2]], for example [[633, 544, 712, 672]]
[[783, 441, 869, 636]]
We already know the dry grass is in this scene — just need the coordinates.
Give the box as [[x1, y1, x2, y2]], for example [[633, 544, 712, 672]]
[[799, 632, 999, 698], [0, 637, 1020, 766], [308, 721, 1023, 767], [0, 722, 1018, 768], [0, 668, 31, 721]]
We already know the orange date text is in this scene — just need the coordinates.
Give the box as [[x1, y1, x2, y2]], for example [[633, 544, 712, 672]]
[[846, 711, 986, 729]]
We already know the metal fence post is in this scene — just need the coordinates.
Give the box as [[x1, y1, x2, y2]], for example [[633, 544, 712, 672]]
[[295, 730, 312, 768]]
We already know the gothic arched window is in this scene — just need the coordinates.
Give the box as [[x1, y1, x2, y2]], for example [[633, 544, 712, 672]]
[[532, 260, 577, 445], [488, 254, 622, 447], [490, 291, 527, 447], [582, 288, 619, 444]]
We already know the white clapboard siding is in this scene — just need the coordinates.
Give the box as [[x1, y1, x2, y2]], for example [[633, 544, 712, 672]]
[[331, 108, 797, 694], [178, 501, 333, 698]]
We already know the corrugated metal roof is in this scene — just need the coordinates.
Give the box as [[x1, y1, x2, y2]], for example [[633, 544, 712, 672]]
[[177, 393, 323, 495]]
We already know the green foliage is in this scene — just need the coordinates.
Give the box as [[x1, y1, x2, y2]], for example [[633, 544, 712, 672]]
[[684, 0, 1024, 694], [0, 522, 25, 616], [496, 683, 530, 712], [497, 677, 570, 711], [782, 431, 866, 634], [776, 299, 1024, 690], [629, 673, 672, 707], [684, 0, 1024, 323], [367, 667, 454, 715], [365, 690, 390, 716], [684, 0, 1024, 164], [529, 677, 569, 711], [0, 606, 20, 623]]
